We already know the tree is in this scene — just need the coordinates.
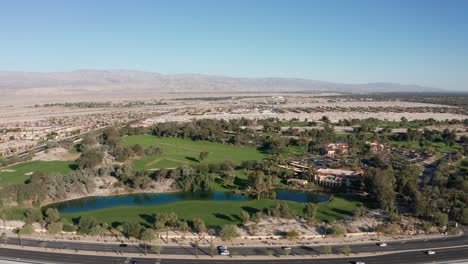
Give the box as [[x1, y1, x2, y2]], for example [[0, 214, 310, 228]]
[[304, 203, 318, 223], [131, 144, 145, 156], [433, 212, 449, 227], [463, 208, 468, 225], [342, 245, 352, 256], [0, 209, 10, 230], [1, 232, 7, 246], [77, 216, 100, 235], [79, 134, 97, 152], [365, 168, 396, 213], [154, 221, 165, 239], [285, 229, 300, 241], [320, 116, 330, 123], [140, 228, 155, 255], [208, 229, 215, 257], [179, 220, 189, 239], [45, 208, 60, 224], [122, 222, 143, 239], [323, 245, 333, 254], [220, 225, 239, 241], [47, 222, 63, 235], [151, 245, 162, 255], [240, 211, 250, 225], [76, 148, 104, 169], [192, 218, 206, 236], [248, 170, 269, 199], [199, 151, 209, 161], [101, 126, 121, 148], [193, 239, 199, 258]]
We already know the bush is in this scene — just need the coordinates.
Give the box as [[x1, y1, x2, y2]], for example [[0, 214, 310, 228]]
[[220, 225, 239, 241], [76, 148, 104, 169], [47, 222, 63, 234]]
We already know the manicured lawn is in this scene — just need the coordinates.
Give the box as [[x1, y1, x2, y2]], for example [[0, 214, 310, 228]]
[[61, 196, 360, 227], [391, 140, 460, 154], [123, 135, 268, 170], [281, 121, 311, 127], [0, 160, 76, 185]]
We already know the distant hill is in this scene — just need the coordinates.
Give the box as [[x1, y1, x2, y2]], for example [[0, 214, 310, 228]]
[[0, 70, 442, 96]]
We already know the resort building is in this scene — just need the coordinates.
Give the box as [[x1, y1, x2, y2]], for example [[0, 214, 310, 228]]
[[315, 168, 364, 188]]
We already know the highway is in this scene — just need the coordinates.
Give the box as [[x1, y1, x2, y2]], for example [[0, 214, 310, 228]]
[[0, 246, 467, 264], [2, 229, 468, 257], [0, 228, 467, 263]]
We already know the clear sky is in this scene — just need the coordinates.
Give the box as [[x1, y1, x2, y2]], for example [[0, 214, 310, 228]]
[[0, 0, 467, 90]]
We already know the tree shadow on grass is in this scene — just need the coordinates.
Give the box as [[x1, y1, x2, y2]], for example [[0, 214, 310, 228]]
[[68, 164, 79, 170], [213, 213, 232, 222], [241, 206, 261, 214], [331, 208, 353, 217], [234, 177, 249, 189], [111, 221, 123, 228], [139, 213, 156, 226], [185, 156, 199, 163], [231, 214, 242, 222]]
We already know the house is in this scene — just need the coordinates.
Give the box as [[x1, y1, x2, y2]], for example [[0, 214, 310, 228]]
[[325, 143, 349, 156], [366, 140, 384, 153], [315, 168, 364, 188], [287, 178, 308, 186]]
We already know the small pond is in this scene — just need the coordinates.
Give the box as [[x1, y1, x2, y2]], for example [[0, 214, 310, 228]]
[[48, 190, 330, 214]]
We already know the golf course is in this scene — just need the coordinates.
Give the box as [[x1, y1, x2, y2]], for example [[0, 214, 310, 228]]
[[123, 135, 268, 170]]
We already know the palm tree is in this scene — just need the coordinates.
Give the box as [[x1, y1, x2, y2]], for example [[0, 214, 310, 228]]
[[164, 226, 170, 243], [194, 239, 199, 258], [0, 209, 8, 230], [140, 229, 155, 255], [207, 229, 215, 257], [307, 165, 317, 183], [179, 221, 189, 239], [154, 221, 164, 240], [1, 232, 7, 246]]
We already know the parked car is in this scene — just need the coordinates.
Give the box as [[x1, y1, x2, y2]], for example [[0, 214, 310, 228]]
[[220, 250, 230, 256]]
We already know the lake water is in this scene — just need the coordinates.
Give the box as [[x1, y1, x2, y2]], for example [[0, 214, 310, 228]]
[[48, 190, 330, 214]]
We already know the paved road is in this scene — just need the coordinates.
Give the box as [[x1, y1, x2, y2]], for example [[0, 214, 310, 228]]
[[0, 246, 467, 264], [3, 230, 467, 257], [1, 227, 466, 263]]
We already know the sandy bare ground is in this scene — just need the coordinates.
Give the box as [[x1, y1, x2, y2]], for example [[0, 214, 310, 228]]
[[32, 147, 80, 161]]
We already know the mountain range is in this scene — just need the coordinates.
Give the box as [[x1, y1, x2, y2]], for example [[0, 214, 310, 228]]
[[0, 70, 441, 96]]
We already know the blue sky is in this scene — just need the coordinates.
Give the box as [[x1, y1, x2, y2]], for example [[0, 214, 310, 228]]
[[0, 0, 467, 90]]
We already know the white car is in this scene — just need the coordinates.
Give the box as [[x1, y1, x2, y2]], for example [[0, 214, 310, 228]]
[[378, 243, 387, 247], [220, 250, 230, 256], [426, 250, 436, 255], [218, 246, 228, 251], [282, 246, 292, 250]]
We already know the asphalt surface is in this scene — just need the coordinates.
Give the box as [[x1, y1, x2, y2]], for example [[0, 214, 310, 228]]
[[2, 230, 467, 257], [0, 227, 467, 263], [0, 246, 467, 264]]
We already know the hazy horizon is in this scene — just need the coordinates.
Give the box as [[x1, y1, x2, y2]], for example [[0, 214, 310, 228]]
[[1, 0, 467, 91]]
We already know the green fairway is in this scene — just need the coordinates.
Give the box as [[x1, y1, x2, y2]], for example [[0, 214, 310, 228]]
[[391, 140, 460, 154], [61, 196, 360, 227], [0, 160, 75, 185], [123, 135, 268, 170]]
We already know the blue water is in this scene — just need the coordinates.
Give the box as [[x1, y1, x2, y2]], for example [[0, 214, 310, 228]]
[[49, 190, 329, 214]]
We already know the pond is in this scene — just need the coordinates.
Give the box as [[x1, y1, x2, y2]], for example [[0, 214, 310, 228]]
[[48, 190, 330, 214]]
